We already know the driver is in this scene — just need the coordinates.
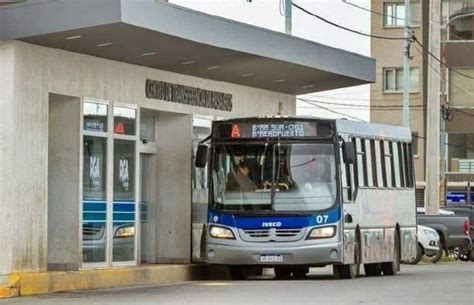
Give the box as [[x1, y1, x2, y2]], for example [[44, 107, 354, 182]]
[[226, 162, 258, 192]]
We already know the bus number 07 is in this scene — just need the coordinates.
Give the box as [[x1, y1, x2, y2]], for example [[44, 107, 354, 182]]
[[316, 215, 329, 224]]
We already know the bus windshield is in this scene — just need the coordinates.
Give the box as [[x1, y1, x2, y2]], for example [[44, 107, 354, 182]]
[[211, 143, 336, 212]]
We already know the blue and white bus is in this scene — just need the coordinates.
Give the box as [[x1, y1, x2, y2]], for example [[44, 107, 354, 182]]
[[195, 117, 417, 279]]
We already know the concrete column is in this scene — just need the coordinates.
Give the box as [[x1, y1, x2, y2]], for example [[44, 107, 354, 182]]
[[0, 42, 15, 279], [155, 112, 193, 263]]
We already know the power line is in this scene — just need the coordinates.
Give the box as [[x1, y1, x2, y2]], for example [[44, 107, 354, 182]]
[[291, 1, 407, 40], [298, 97, 425, 109], [298, 98, 367, 121], [413, 35, 474, 80], [342, 0, 441, 25], [413, 44, 474, 97]]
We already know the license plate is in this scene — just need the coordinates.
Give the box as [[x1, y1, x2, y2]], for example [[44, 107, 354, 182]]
[[260, 255, 283, 263]]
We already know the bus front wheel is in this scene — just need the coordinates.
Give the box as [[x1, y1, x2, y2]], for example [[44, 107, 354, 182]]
[[334, 235, 360, 279]]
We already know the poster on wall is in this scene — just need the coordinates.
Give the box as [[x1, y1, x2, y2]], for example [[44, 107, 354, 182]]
[[89, 156, 102, 189], [119, 158, 130, 191]]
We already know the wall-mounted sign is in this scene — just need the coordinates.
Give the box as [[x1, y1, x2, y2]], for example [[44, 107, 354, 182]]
[[145, 79, 233, 112]]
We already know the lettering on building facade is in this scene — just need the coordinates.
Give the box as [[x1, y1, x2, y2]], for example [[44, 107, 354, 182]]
[[145, 79, 233, 111]]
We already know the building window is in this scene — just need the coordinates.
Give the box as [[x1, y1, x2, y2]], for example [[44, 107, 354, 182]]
[[384, 2, 421, 27], [383, 68, 420, 93]]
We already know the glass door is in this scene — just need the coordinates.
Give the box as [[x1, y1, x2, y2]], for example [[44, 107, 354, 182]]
[[82, 100, 109, 267], [81, 100, 139, 268], [112, 106, 138, 265], [139, 153, 157, 264]]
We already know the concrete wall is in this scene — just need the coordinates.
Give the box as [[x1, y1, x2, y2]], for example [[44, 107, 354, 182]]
[[47, 94, 81, 271], [370, 0, 426, 183], [0, 40, 296, 275]]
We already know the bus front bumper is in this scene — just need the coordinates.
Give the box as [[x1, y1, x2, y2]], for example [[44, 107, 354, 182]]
[[206, 242, 343, 266]]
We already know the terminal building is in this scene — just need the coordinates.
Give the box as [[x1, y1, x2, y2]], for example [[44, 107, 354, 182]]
[[0, 0, 374, 294]]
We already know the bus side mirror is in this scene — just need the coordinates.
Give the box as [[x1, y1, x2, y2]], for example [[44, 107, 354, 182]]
[[195, 144, 209, 168], [343, 141, 356, 164]]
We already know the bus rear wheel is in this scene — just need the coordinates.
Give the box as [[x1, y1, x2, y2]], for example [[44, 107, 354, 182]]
[[364, 263, 382, 276], [382, 232, 400, 276]]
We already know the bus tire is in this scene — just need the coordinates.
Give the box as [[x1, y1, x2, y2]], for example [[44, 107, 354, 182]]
[[292, 267, 308, 279], [409, 243, 423, 265], [335, 233, 360, 279], [364, 263, 382, 276], [274, 267, 292, 279], [382, 231, 400, 276], [229, 266, 246, 280]]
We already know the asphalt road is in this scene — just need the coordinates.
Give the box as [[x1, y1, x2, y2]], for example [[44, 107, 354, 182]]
[[2, 263, 473, 305]]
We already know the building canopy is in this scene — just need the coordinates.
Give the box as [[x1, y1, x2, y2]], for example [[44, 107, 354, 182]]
[[0, 0, 375, 95]]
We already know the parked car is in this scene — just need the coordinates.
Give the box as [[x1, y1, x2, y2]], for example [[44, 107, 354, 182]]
[[416, 207, 471, 263], [443, 205, 474, 261], [408, 225, 441, 265]]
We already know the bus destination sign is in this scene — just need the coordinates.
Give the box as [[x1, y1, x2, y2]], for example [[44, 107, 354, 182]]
[[215, 120, 333, 139], [247, 123, 306, 138]]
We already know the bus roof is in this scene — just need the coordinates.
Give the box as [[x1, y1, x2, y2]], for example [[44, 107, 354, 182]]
[[335, 119, 412, 141]]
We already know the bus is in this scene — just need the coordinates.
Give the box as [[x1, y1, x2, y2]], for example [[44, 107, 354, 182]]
[[195, 117, 417, 279]]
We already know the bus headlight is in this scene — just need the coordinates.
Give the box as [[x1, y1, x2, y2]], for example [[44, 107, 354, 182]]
[[209, 225, 236, 239], [307, 226, 336, 239]]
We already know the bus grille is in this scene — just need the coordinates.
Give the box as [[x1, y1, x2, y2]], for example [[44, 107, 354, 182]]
[[239, 228, 305, 242]]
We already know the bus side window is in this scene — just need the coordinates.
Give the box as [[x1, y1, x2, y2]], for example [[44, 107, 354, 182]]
[[340, 143, 352, 202], [398, 142, 406, 188], [383, 141, 392, 188], [341, 138, 357, 202], [404, 143, 414, 188], [355, 138, 367, 187], [392, 142, 401, 188], [374, 140, 384, 188], [365, 139, 374, 187]]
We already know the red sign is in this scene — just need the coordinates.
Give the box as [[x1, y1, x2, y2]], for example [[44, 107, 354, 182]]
[[114, 122, 125, 134], [231, 124, 241, 138]]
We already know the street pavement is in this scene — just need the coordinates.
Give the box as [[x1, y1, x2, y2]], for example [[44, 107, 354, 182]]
[[2, 263, 473, 305]]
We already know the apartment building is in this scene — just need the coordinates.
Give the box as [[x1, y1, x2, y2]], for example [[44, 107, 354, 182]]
[[371, 0, 474, 205], [371, 0, 428, 204]]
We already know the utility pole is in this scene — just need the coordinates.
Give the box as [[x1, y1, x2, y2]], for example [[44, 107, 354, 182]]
[[425, 0, 441, 215], [402, 0, 412, 128], [285, 0, 292, 35]]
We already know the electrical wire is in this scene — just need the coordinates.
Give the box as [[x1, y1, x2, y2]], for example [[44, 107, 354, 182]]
[[413, 35, 474, 80], [413, 44, 474, 97], [298, 98, 367, 121], [341, 0, 441, 25], [299, 99, 474, 152], [291, 1, 407, 40], [298, 97, 425, 109]]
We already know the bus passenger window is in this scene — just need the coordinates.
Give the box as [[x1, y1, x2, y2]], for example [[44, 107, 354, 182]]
[[355, 138, 367, 187], [379, 141, 388, 187], [392, 142, 401, 188], [404, 143, 413, 188], [365, 139, 374, 187], [340, 143, 353, 201], [398, 143, 406, 188], [374, 140, 384, 187]]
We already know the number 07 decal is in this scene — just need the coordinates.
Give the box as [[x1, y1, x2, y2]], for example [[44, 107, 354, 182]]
[[316, 215, 329, 224]]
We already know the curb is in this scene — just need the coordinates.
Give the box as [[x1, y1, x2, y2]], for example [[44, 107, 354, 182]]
[[0, 264, 211, 299]]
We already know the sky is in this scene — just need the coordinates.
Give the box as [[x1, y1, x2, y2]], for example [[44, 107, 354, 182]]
[[169, 0, 371, 121]]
